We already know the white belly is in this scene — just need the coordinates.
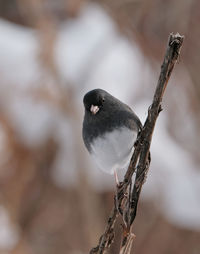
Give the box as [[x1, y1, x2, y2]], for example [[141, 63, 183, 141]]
[[90, 127, 137, 174]]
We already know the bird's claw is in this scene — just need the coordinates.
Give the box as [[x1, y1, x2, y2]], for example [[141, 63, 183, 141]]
[[114, 182, 128, 215]]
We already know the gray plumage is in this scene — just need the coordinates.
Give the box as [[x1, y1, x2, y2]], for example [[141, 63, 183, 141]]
[[82, 89, 142, 174]]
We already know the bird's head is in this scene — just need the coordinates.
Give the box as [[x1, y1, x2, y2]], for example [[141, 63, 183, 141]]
[[83, 89, 107, 115]]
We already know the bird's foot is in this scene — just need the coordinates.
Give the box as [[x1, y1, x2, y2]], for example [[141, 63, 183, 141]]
[[114, 169, 120, 187], [114, 181, 126, 214]]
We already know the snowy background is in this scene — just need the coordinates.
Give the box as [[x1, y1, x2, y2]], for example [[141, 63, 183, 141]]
[[0, 1, 200, 254]]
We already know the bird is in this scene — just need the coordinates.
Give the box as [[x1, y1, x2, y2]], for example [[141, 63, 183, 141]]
[[82, 89, 142, 185]]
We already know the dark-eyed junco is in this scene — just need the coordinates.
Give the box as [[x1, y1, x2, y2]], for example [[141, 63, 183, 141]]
[[82, 89, 142, 184]]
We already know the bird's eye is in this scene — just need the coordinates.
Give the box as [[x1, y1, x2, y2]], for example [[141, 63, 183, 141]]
[[99, 98, 105, 107]]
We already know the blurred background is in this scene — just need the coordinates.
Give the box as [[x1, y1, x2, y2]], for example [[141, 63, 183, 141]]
[[0, 0, 200, 253]]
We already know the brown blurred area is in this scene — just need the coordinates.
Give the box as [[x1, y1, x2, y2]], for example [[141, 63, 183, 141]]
[[0, 0, 200, 254]]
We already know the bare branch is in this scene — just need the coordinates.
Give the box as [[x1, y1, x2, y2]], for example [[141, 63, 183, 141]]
[[89, 33, 184, 254]]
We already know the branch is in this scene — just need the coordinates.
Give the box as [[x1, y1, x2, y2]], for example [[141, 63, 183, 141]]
[[89, 33, 184, 254]]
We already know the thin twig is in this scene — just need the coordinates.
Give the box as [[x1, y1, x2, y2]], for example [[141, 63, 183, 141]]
[[89, 33, 184, 254]]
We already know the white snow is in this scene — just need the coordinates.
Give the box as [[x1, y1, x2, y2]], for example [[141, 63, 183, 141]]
[[0, 206, 19, 250], [142, 114, 200, 230], [0, 19, 39, 86]]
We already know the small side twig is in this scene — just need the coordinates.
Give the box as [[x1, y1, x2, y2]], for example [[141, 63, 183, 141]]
[[89, 33, 184, 254]]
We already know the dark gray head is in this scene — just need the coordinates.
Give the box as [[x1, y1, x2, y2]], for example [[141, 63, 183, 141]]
[[83, 89, 110, 115]]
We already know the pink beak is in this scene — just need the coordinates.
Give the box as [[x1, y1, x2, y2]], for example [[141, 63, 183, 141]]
[[90, 105, 99, 115]]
